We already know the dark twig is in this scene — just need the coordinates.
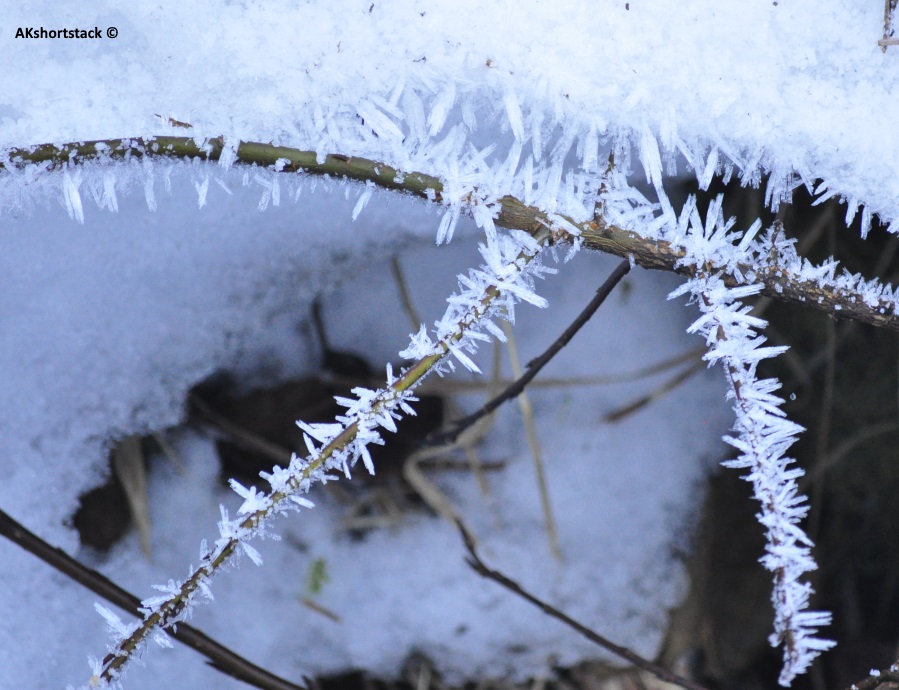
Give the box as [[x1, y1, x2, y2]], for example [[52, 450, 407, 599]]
[[426, 259, 631, 446], [603, 359, 703, 423], [0, 507, 307, 690], [456, 522, 710, 690]]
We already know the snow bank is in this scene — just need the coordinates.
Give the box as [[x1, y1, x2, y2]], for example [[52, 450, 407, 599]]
[[1, 2, 896, 226]]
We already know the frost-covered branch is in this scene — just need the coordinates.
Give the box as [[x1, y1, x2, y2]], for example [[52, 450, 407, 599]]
[[669, 196, 835, 686], [88, 212, 559, 686], [847, 663, 899, 690], [0, 507, 304, 690], [6, 137, 899, 334]]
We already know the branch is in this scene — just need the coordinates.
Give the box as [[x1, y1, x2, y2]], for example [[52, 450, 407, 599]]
[[668, 195, 836, 684], [456, 522, 710, 690], [5, 138, 899, 333], [0, 507, 306, 690], [695, 283, 835, 685], [427, 258, 631, 447], [88, 203, 556, 685], [846, 665, 899, 690]]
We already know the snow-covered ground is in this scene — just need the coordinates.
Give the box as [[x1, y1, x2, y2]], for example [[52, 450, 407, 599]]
[[0, 175, 728, 688]]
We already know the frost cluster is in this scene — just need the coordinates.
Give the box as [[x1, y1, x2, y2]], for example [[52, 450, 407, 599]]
[[667, 197, 836, 685]]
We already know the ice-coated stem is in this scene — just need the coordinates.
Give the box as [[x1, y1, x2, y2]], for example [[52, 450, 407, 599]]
[[695, 285, 835, 685], [667, 194, 835, 684], [6, 137, 899, 333], [92, 223, 555, 687]]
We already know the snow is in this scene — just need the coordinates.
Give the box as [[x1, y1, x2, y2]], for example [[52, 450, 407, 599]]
[[2, 1, 898, 227], [1, 0, 893, 686]]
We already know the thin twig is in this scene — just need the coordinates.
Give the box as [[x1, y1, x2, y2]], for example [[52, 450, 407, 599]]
[[417, 458, 505, 472], [603, 360, 704, 423], [0, 507, 307, 690], [415, 347, 703, 393], [298, 597, 342, 623], [502, 320, 562, 561], [392, 255, 424, 329], [799, 420, 899, 490], [456, 521, 710, 690], [426, 259, 631, 447], [808, 223, 838, 539], [190, 393, 294, 466]]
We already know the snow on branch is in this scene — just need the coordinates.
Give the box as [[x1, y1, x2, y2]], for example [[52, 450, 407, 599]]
[[86, 210, 559, 687], [669, 196, 835, 686], [5, 137, 899, 335]]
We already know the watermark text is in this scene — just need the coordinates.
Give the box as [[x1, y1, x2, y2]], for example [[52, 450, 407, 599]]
[[15, 26, 117, 39]]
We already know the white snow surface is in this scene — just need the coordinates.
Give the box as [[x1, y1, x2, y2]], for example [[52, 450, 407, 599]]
[[1, 1, 897, 225], [0, 0, 889, 687]]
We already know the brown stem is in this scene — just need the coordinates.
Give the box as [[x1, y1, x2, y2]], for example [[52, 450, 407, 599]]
[[5, 137, 899, 333]]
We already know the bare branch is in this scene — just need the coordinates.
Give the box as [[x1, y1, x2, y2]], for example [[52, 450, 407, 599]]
[[456, 521, 710, 690], [427, 259, 631, 447]]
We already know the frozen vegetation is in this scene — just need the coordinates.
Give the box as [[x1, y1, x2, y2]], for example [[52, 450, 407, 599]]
[[1, 0, 897, 687]]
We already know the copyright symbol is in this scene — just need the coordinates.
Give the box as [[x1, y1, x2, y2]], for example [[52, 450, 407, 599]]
[[107, 27, 117, 38]]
